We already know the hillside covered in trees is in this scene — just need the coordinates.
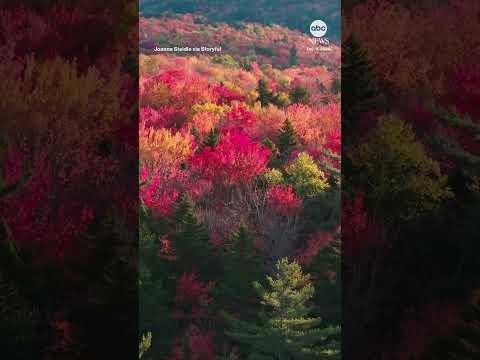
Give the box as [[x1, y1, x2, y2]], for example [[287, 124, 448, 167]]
[[140, 14, 340, 68], [139, 11, 341, 360], [140, 0, 341, 41]]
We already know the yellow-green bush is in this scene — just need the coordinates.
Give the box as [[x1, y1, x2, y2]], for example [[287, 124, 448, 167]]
[[350, 115, 453, 221], [285, 153, 329, 198]]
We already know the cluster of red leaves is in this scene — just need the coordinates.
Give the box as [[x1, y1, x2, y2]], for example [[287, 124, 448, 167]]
[[140, 177, 180, 217], [213, 84, 246, 105], [173, 272, 214, 320], [395, 300, 463, 360], [0, 5, 131, 72], [168, 328, 216, 360], [140, 106, 186, 130], [224, 105, 256, 129], [325, 130, 341, 155], [47, 311, 76, 355], [296, 232, 334, 266], [142, 69, 216, 115], [267, 185, 302, 216], [189, 130, 270, 186], [190, 331, 217, 360], [444, 65, 480, 120], [1, 145, 99, 261], [139, 167, 186, 217]]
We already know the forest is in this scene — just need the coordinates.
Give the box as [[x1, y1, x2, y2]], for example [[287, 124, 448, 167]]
[[0, 1, 139, 359], [0, 0, 479, 359], [139, 0, 341, 41], [342, 0, 480, 359], [139, 12, 341, 360]]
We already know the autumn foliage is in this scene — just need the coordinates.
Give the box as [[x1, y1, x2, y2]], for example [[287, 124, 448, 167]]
[[139, 12, 341, 359]]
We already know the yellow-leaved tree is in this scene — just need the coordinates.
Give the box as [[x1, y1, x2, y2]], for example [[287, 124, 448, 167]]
[[350, 115, 453, 221]]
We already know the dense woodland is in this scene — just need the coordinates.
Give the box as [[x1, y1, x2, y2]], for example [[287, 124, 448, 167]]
[[343, 0, 480, 359], [140, 14, 340, 69], [0, 0, 479, 359], [139, 13, 341, 360], [139, 0, 341, 41], [0, 2, 139, 359]]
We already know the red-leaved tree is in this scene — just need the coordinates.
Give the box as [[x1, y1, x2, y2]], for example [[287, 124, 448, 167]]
[[189, 130, 270, 186]]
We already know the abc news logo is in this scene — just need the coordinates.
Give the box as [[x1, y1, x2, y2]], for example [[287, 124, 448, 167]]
[[310, 20, 327, 38]]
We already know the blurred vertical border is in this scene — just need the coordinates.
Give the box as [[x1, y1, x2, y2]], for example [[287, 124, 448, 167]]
[[342, 0, 480, 359], [0, 1, 138, 359]]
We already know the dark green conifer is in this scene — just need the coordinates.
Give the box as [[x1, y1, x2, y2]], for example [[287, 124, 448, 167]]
[[257, 78, 273, 107], [342, 34, 381, 137], [215, 221, 263, 320], [277, 119, 298, 158], [172, 193, 219, 278], [203, 127, 220, 148], [289, 45, 298, 67], [289, 84, 310, 104]]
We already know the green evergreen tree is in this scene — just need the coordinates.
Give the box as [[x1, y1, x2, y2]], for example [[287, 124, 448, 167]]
[[204, 127, 220, 148], [173, 193, 197, 228], [190, 127, 201, 143], [216, 221, 263, 320], [330, 78, 341, 95], [257, 78, 273, 107], [172, 193, 220, 278], [223, 258, 341, 360], [289, 45, 298, 67], [240, 58, 253, 72], [342, 34, 381, 138], [289, 85, 310, 104], [139, 332, 152, 359], [432, 106, 480, 195], [307, 236, 341, 326], [138, 209, 172, 359], [277, 119, 298, 158]]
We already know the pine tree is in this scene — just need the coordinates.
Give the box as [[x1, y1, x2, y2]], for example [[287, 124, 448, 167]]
[[342, 34, 381, 139], [216, 221, 263, 320], [190, 127, 201, 143], [277, 119, 298, 158], [330, 78, 341, 95], [257, 78, 273, 107], [289, 45, 298, 67], [172, 193, 220, 278], [138, 210, 172, 359], [231, 221, 254, 256], [204, 127, 220, 148], [307, 235, 341, 325], [173, 193, 197, 228], [289, 85, 310, 105], [139, 332, 152, 359], [223, 258, 341, 360], [431, 107, 480, 195]]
